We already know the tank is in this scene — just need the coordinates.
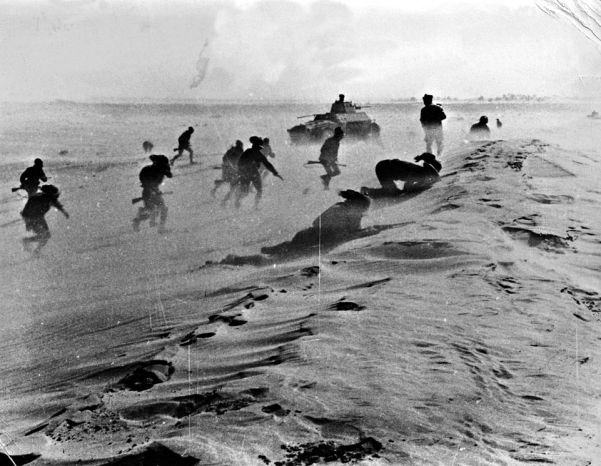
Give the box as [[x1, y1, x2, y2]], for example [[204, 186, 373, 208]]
[[287, 99, 381, 144]]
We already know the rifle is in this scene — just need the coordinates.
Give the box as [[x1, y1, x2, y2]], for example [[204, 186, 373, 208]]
[[304, 160, 347, 167], [12, 177, 52, 192], [297, 114, 318, 119], [131, 191, 173, 204]]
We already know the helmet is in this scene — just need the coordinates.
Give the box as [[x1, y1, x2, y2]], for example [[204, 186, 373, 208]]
[[34, 158, 43, 166], [41, 184, 59, 197], [334, 127, 344, 137], [414, 152, 437, 164], [149, 154, 169, 166], [249, 136, 263, 146]]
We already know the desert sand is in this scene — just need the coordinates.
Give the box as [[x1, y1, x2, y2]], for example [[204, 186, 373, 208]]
[[0, 101, 600, 465]]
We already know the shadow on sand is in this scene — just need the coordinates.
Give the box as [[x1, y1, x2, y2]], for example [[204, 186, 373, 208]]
[[211, 189, 417, 267]]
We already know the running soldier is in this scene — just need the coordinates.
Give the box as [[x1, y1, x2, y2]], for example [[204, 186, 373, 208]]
[[171, 126, 195, 165], [21, 184, 69, 255], [319, 127, 344, 190], [132, 154, 172, 233], [234, 136, 283, 209], [211, 140, 244, 202]]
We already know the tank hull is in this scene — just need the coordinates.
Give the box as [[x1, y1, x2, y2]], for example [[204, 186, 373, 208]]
[[288, 110, 381, 144]]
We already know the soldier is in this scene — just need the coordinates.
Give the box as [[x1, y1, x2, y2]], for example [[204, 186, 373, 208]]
[[374, 153, 441, 194], [212, 140, 244, 203], [470, 116, 491, 138], [234, 136, 283, 209], [132, 154, 172, 233], [419, 94, 446, 156], [21, 184, 69, 255], [330, 94, 346, 113], [171, 126, 195, 165], [318, 127, 344, 190], [259, 137, 276, 179], [17, 158, 47, 197]]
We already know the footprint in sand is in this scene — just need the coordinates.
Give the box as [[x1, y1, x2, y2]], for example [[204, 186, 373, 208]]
[[204, 292, 271, 330], [501, 226, 572, 251], [111, 360, 174, 392], [496, 276, 521, 295], [329, 301, 365, 311], [478, 198, 503, 208], [180, 331, 216, 346], [528, 193, 574, 205], [521, 394, 544, 402], [513, 214, 540, 226], [462, 161, 482, 170], [261, 403, 290, 417], [431, 203, 461, 214], [221, 290, 271, 312], [301, 265, 320, 277], [208, 314, 247, 326], [560, 286, 601, 314], [345, 277, 391, 290]]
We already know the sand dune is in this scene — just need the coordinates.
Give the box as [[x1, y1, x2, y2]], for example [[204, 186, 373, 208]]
[[1, 101, 600, 465]]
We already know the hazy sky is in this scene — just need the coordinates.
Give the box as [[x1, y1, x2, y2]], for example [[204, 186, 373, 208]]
[[1, 0, 601, 102]]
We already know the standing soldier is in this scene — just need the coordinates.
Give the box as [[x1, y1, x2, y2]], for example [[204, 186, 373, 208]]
[[419, 94, 446, 157], [132, 154, 172, 233], [171, 126, 195, 165], [319, 127, 344, 190]]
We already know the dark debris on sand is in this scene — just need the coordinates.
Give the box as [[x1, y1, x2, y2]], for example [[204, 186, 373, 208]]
[[266, 437, 382, 465], [173, 391, 253, 417], [48, 407, 127, 443], [0, 453, 40, 466], [167, 387, 269, 419], [100, 442, 199, 465]]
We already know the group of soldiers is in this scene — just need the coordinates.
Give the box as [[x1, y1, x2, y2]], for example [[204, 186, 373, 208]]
[[209, 136, 282, 208], [131, 130, 284, 234], [13, 93, 467, 254]]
